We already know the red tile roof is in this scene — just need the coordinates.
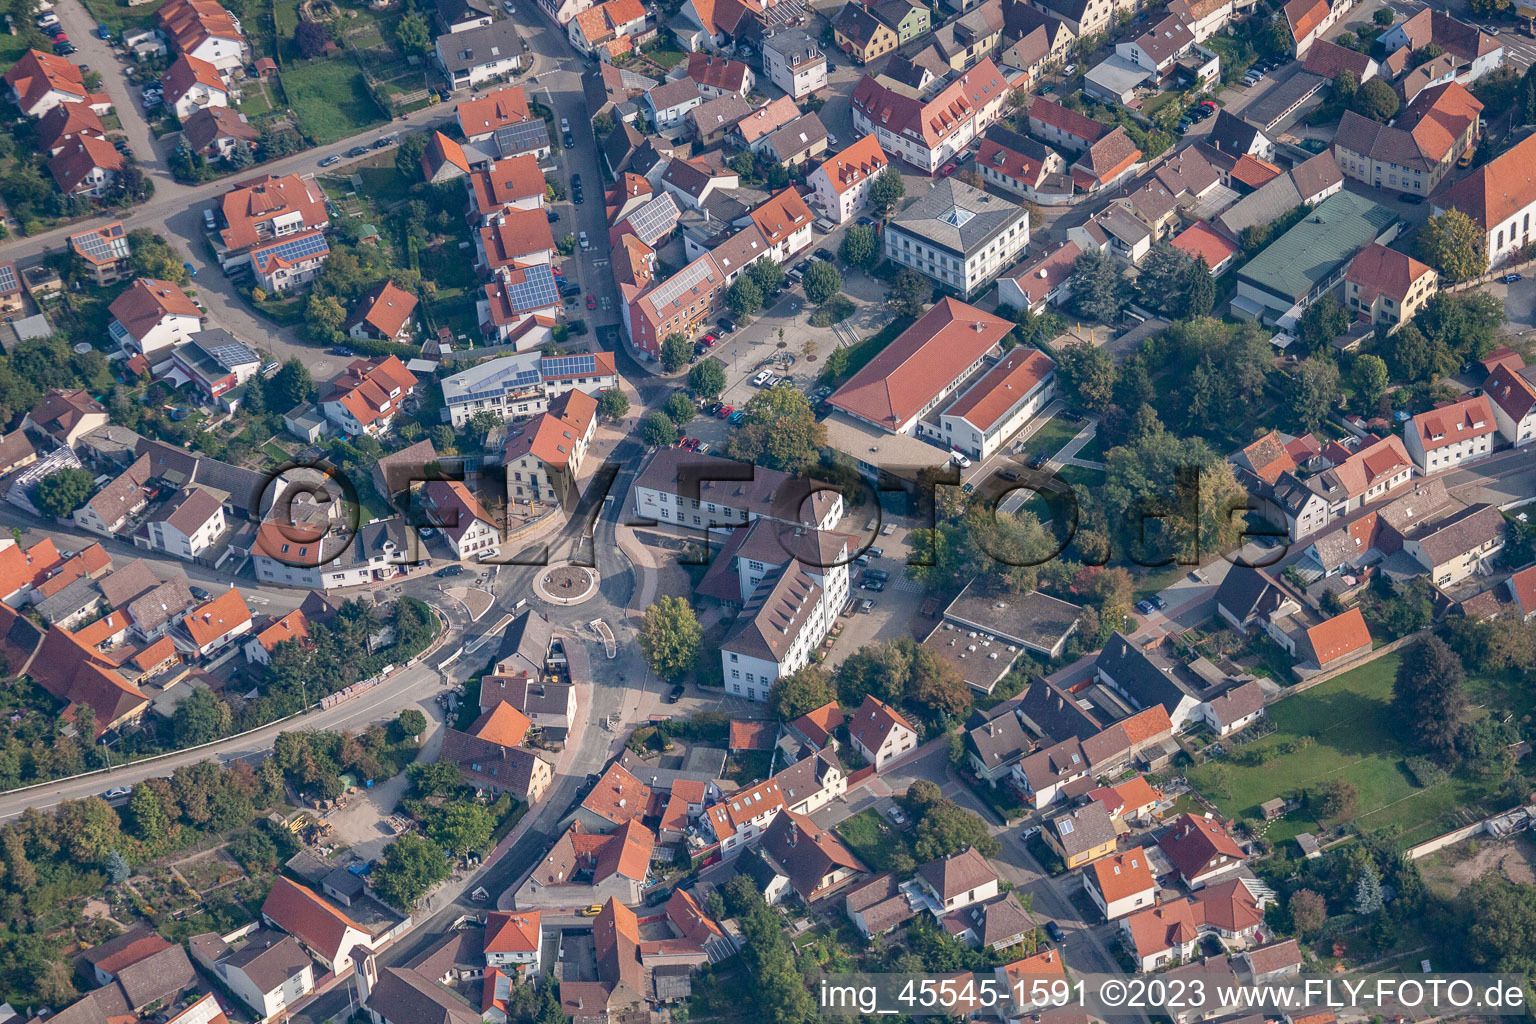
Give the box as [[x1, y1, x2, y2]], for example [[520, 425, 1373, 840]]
[[422, 131, 471, 180], [156, 0, 244, 53], [162, 54, 225, 107], [1230, 153, 1284, 189], [1157, 813, 1246, 882], [1028, 95, 1107, 144], [580, 762, 652, 826], [1123, 899, 1199, 958], [1172, 221, 1238, 270], [1305, 607, 1372, 665], [1285, 0, 1328, 43], [1088, 849, 1155, 903], [184, 588, 252, 649], [49, 134, 124, 193], [848, 693, 917, 757], [485, 910, 541, 954], [260, 876, 366, 961], [347, 280, 418, 340], [469, 155, 547, 214], [815, 135, 889, 197], [791, 700, 843, 746], [828, 297, 1012, 429], [749, 188, 814, 249], [220, 173, 328, 250], [110, 279, 201, 340], [457, 86, 531, 136], [3, 49, 89, 112], [478, 208, 557, 269], [1508, 563, 1536, 614], [470, 701, 532, 746], [943, 348, 1055, 433], [1345, 243, 1435, 308], [1410, 393, 1496, 452], [1436, 128, 1536, 231]]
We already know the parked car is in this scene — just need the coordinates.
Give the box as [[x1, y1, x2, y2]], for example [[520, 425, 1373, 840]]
[[319, 154, 341, 167], [190, 586, 211, 601], [716, 404, 734, 419], [586, 293, 596, 309], [717, 316, 736, 333], [346, 145, 368, 157], [950, 450, 972, 468], [856, 215, 876, 227], [1044, 921, 1066, 943], [1505, 273, 1525, 283], [867, 547, 884, 560], [96, 25, 111, 38], [579, 231, 590, 250], [728, 410, 745, 425], [814, 247, 835, 262], [666, 684, 685, 703], [861, 579, 885, 591], [860, 598, 875, 612], [435, 565, 465, 577], [866, 568, 890, 581], [1135, 599, 1155, 615], [885, 805, 906, 825], [580, 904, 604, 916], [1151, 595, 1168, 610]]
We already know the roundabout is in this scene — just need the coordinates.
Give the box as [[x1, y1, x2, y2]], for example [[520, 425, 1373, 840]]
[[533, 562, 601, 606]]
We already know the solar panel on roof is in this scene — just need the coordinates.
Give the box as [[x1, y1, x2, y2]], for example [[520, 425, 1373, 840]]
[[253, 231, 329, 271], [502, 263, 558, 312], [70, 227, 131, 264], [494, 120, 550, 158], [627, 194, 680, 246], [205, 340, 258, 369], [0, 264, 17, 295], [540, 353, 597, 378]]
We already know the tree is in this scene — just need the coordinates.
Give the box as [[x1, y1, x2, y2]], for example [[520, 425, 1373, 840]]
[[727, 385, 826, 472], [660, 333, 692, 373], [36, 467, 95, 519], [598, 389, 630, 420], [1373, 6, 1395, 24], [640, 411, 676, 447], [1288, 356, 1341, 431], [1185, 254, 1215, 317], [1069, 249, 1127, 323], [395, 12, 432, 54], [867, 166, 906, 215], [769, 666, 837, 721], [1418, 208, 1489, 282], [664, 391, 698, 425], [749, 260, 785, 294], [839, 224, 880, 270], [105, 850, 130, 884], [1298, 293, 1349, 353], [1313, 778, 1358, 821], [126, 784, 170, 845], [127, 230, 189, 284], [1352, 353, 1390, 410], [1352, 861, 1385, 915], [912, 801, 1001, 861], [173, 687, 233, 746], [305, 294, 346, 338], [1136, 241, 1190, 315], [427, 802, 496, 856], [802, 261, 843, 304], [1468, 0, 1510, 16], [1392, 635, 1468, 762], [373, 833, 449, 907], [274, 359, 317, 407], [1289, 888, 1328, 938], [639, 596, 702, 681], [295, 19, 332, 57], [1055, 340, 1117, 413], [726, 276, 763, 317], [1351, 77, 1400, 122], [396, 708, 427, 740], [887, 268, 931, 318], [688, 359, 727, 400]]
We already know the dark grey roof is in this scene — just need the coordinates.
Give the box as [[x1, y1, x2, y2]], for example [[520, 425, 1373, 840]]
[[944, 890, 1032, 947], [845, 872, 901, 913], [832, 2, 884, 44], [437, 19, 525, 74], [321, 865, 367, 898], [1214, 566, 1287, 623], [984, 124, 1055, 165], [1411, 503, 1505, 567], [1015, 677, 1106, 742], [367, 967, 482, 1024], [407, 928, 487, 982], [1048, 800, 1116, 857], [761, 112, 828, 161], [436, 0, 494, 27], [1017, 736, 1087, 790], [1203, 680, 1266, 729], [966, 710, 1032, 768], [889, 178, 1026, 259], [1096, 633, 1193, 718], [1205, 109, 1271, 156], [115, 944, 195, 1012], [759, 810, 863, 901], [1242, 70, 1325, 131], [497, 609, 553, 675], [773, 747, 842, 807], [494, 118, 551, 159], [483, 675, 574, 716], [133, 437, 265, 516], [223, 931, 312, 993]]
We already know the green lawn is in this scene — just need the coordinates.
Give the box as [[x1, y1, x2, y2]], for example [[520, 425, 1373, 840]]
[[836, 808, 916, 872], [1021, 416, 1083, 459], [1186, 654, 1513, 848], [238, 89, 274, 117], [77, 0, 166, 35], [280, 61, 388, 145]]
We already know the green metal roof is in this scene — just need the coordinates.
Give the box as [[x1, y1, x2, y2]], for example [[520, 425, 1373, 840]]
[[1236, 191, 1399, 304]]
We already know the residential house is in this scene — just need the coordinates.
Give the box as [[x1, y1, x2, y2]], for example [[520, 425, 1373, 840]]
[[137, 486, 226, 562], [1157, 813, 1247, 889], [975, 126, 1069, 200], [788, 700, 844, 751], [38, 102, 106, 156], [478, 265, 566, 348], [624, 252, 725, 359], [1070, 126, 1143, 193], [1302, 36, 1378, 81], [216, 173, 329, 272], [68, 222, 133, 285], [1343, 243, 1437, 331], [319, 356, 418, 437], [457, 86, 534, 143], [773, 747, 846, 814], [170, 328, 261, 405], [260, 876, 374, 973], [440, 728, 554, 802], [937, 347, 1055, 460], [249, 229, 330, 293], [421, 479, 500, 560], [24, 387, 108, 445], [1084, 849, 1157, 920], [485, 911, 544, 980], [748, 188, 815, 262], [756, 809, 865, 903], [1288, 607, 1373, 673], [851, 60, 1013, 174], [436, 20, 525, 90], [422, 131, 472, 183], [1282, 0, 1340, 55], [156, 0, 248, 75], [440, 350, 619, 426], [1404, 394, 1497, 473], [1378, 9, 1504, 85], [477, 208, 558, 274], [645, 78, 704, 128], [1404, 502, 1506, 586], [751, 112, 829, 169], [354, 958, 481, 1024], [1121, 880, 1269, 971], [244, 609, 310, 665], [1167, 0, 1233, 40], [346, 281, 418, 345], [996, 241, 1080, 313], [49, 134, 125, 197], [182, 105, 259, 160], [686, 94, 751, 144], [943, 891, 1033, 950], [685, 53, 754, 98], [108, 278, 202, 361], [176, 587, 253, 658], [849, 694, 919, 769], [834, 4, 899, 61], [436, 0, 495, 33], [845, 874, 918, 937], [1484, 360, 1536, 446], [1171, 221, 1239, 276], [926, 0, 1006, 71], [191, 930, 315, 1023], [1044, 801, 1117, 869], [1094, 633, 1202, 730], [4, 49, 108, 117], [468, 155, 547, 222], [917, 847, 1000, 911], [762, 29, 827, 99], [1116, 13, 1194, 75], [1194, 680, 1266, 736], [72, 454, 153, 536], [704, 777, 786, 857], [162, 54, 227, 118], [1268, 433, 1414, 540], [875, 0, 931, 42], [808, 135, 890, 223], [503, 389, 599, 506]]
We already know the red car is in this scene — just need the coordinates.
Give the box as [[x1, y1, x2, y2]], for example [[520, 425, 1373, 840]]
[[938, 163, 957, 177], [701, 333, 718, 347], [716, 404, 734, 419], [586, 293, 596, 309], [682, 437, 700, 450]]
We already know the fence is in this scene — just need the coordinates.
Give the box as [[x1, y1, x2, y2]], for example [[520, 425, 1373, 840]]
[[1405, 820, 1490, 860]]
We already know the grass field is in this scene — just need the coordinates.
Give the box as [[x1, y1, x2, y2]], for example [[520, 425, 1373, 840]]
[[1021, 415, 1082, 459], [837, 808, 915, 872], [78, 0, 167, 34], [1186, 654, 1510, 848], [281, 60, 388, 145]]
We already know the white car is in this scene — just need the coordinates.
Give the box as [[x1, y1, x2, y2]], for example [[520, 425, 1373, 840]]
[[950, 450, 972, 468], [102, 787, 132, 800], [578, 230, 589, 250]]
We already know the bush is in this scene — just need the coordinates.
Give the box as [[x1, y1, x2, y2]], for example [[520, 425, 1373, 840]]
[[1404, 756, 1449, 788]]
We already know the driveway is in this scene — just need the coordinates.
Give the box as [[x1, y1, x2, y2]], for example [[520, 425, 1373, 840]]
[[52, 0, 172, 184]]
